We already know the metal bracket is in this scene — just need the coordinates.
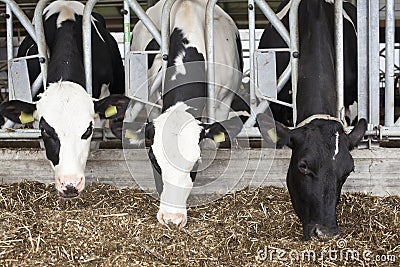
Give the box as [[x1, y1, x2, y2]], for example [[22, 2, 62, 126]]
[[125, 52, 149, 102]]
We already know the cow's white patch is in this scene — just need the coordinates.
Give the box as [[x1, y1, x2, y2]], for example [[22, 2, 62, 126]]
[[333, 131, 339, 160], [171, 51, 187, 81], [152, 102, 202, 216], [36, 81, 94, 181], [43, 1, 104, 42]]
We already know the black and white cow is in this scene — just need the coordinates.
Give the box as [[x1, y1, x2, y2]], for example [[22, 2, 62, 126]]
[[130, 0, 243, 227], [0, 1, 129, 198], [256, 0, 367, 240]]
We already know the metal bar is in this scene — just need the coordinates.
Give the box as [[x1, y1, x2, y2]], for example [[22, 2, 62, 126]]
[[289, 0, 301, 125], [357, 0, 368, 122], [369, 0, 380, 126], [6, 4, 13, 100], [206, 0, 218, 123], [385, 0, 395, 126], [161, 0, 177, 97], [83, 0, 98, 96], [34, 0, 49, 89], [0, 0, 36, 42], [335, 0, 344, 122], [248, 0, 257, 119], [125, 0, 161, 45], [123, 0, 131, 59]]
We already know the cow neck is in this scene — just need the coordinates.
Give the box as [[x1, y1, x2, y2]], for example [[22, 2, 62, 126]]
[[295, 0, 337, 124], [47, 21, 85, 87]]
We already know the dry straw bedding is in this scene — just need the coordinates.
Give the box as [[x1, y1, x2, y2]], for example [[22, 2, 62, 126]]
[[0, 181, 398, 266]]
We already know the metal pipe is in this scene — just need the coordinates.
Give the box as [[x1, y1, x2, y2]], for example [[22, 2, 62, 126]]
[[83, 0, 98, 96], [248, 0, 257, 121], [125, 0, 161, 45], [335, 0, 344, 122], [6, 4, 13, 100], [289, 0, 301, 125], [206, 0, 218, 123], [123, 0, 131, 59], [357, 0, 368, 122], [369, 0, 380, 126], [385, 0, 395, 126], [161, 0, 177, 97], [0, 0, 36, 42], [34, 0, 49, 89]]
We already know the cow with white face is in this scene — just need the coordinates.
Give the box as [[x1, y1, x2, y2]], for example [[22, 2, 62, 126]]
[[130, 0, 243, 227], [0, 1, 129, 197]]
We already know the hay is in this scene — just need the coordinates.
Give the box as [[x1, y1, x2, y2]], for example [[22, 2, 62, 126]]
[[0, 181, 398, 266]]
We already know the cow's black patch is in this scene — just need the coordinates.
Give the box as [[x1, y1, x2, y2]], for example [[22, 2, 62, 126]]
[[145, 38, 160, 70], [17, 8, 125, 99], [81, 121, 93, 140], [39, 117, 61, 166]]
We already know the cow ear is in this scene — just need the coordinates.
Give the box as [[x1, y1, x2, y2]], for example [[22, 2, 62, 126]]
[[348, 118, 367, 150], [201, 116, 243, 142], [0, 100, 37, 124], [256, 113, 291, 148], [94, 95, 130, 119], [124, 122, 155, 145]]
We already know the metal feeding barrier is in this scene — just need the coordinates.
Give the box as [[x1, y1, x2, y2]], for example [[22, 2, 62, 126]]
[[0, 0, 399, 145]]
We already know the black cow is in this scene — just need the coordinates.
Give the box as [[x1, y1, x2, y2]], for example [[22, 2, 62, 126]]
[[256, 0, 367, 240], [129, 0, 243, 227], [0, 1, 129, 198]]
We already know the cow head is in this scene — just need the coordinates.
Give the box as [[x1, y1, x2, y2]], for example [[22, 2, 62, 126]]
[[0, 81, 129, 198], [129, 102, 243, 227], [257, 113, 367, 240]]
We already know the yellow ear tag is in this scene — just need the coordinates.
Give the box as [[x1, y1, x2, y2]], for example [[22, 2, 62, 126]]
[[19, 112, 34, 124], [213, 132, 225, 143], [267, 128, 278, 144], [125, 129, 137, 140], [105, 105, 118, 118]]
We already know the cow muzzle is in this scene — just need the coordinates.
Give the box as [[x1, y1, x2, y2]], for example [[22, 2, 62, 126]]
[[309, 224, 340, 241], [157, 211, 187, 228], [56, 175, 85, 198]]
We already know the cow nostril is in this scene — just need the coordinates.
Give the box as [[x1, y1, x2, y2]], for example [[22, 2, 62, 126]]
[[62, 185, 79, 198], [312, 225, 340, 241]]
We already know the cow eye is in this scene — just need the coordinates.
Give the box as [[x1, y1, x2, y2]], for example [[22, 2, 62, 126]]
[[81, 122, 93, 140], [298, 160, 311, 175]]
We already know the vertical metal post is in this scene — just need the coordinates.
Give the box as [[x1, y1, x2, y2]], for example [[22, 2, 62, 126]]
[[83, 0, 99, 96], [123, 0, 131, 59], [357, 0, 368, 122], [289, 0, 301, 126], [34, 0, 49, 89], [206, 0, 218, 123], [369, 0, 380, 127], [335, 0, 344, 122], [385, 0, 395, 126], [248, 0, 257, 119], [6, 4, 13, 99], [161, 0, 177, 97]]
